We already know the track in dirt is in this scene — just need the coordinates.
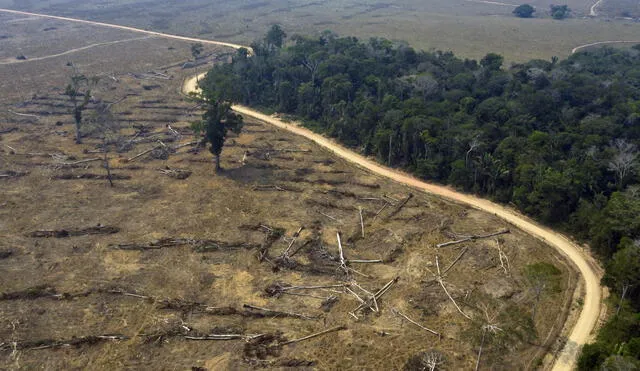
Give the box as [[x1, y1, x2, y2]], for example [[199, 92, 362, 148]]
[[0, 7, 602, 371], [572, 40, 640, 54], [0, 36, 154, 65]]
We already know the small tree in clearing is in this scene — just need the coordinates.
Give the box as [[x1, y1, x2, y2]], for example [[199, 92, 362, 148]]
[[513, 4, 535, 18], [89, 102, 120, 186], [64, 64, 99, 144], [190, 72, 243, 172]]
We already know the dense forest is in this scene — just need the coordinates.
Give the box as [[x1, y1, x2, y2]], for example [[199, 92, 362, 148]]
[[200, 27, 640, 369]]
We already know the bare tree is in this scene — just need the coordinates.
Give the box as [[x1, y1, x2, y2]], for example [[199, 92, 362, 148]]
[[475, 304, 503, 371], [413, 75, 440, 101], [421, 350, 445, 371], [608, 139, 638, 189], [90, 103, 120, 186], [64, 64, 99, 144], [466, 136, 481, 168]]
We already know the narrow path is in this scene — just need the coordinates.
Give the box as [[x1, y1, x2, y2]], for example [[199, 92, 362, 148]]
[[0, 7, 602, 371], [572, 40, 640, 54], [464, 0, 517, 7], [0, 8, 247, 50], [0, 36, 153, 65]]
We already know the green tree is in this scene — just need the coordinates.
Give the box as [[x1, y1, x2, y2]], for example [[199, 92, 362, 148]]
[[603, 243, 640, 313], [513, 4, 535, 18], [550, 5, 570, 19], [194, 71, 244, 172], [265, 24, 286, 49]]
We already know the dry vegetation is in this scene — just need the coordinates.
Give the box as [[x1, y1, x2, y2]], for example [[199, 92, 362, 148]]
[[0, 12, 581, 371], [1, 0, 639, 63]]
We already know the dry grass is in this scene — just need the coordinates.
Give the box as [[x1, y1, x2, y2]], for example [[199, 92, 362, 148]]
[[0, 14, 579, 370]]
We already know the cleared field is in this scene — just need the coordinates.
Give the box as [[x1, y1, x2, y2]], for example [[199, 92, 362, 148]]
[[0, 14, 226, 105], [0, 0, 638, 62], [0, 17, 579, 370]]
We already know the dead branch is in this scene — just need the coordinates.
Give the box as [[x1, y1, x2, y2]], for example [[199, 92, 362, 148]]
[[185, 334, 254, 341], [56, 157, 102, 167], [8, 110, 39, 119], [1, 335, 128, 351], [495, 238, 510, 274], [385, 193, 413, 220], [0, 127, 17, 134], [358, 207, 365, 238], [279, 326, 347, 346], [437, 278, 471, 320], [350, 277, 399, 317], [337, 232, 348, 276], [28, 225, 119, 238], [372, 202, 389, 221], [281, 226, 304, 258], [391, 308, 440, 338], [317, 211, 342, 223], [436, 229, 510, 248], [242, 304, 319, 320], [172, 141, 198, 150], [347, 259, 383, 264], [442, 247, 468, 276], [126, 143, 164, 162]]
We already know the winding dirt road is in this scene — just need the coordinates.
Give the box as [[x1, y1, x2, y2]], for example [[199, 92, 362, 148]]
[[590, 0, 603, 16], [572, 40, 640, 54], [0, 7, 603, 370]]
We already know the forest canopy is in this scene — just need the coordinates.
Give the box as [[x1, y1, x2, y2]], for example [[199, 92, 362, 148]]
[[200, 30, 640, 369]]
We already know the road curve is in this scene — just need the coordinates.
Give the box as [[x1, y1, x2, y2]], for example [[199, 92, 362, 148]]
[[0, 7, 602, 370], [590, 0, 603, 16], [572, 40, 640, 54]]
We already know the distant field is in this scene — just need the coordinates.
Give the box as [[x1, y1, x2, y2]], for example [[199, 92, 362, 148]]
[[1, 0, 639, 62], [598, 0, 640, 17], [0, 13, 227, 105]]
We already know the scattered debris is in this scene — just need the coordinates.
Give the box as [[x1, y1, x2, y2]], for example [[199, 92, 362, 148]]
[[110, 237, 259, 252], [0, 285, 92, 301], [53, 173, 131, 180], [0, 170, 28, 178], [157, 167, 192, 179], [391, 308, 440, 338], [28, 225, 119, 238], [0, 335, 128, 351], [242, 304, 319, 320]]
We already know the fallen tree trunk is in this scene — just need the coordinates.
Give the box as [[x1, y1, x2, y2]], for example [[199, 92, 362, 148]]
[[437, 229, 510, 248]]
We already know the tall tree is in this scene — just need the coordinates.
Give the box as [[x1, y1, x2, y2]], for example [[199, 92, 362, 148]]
[[193, 70, 244, 172], [265, 24, 286, 49]]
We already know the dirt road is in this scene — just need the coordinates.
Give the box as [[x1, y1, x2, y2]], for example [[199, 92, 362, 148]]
[[572, 40, 640, 54], [590, 0, 603, 16], [0, 7, 603, 370], [0, 36, 153, 65]]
